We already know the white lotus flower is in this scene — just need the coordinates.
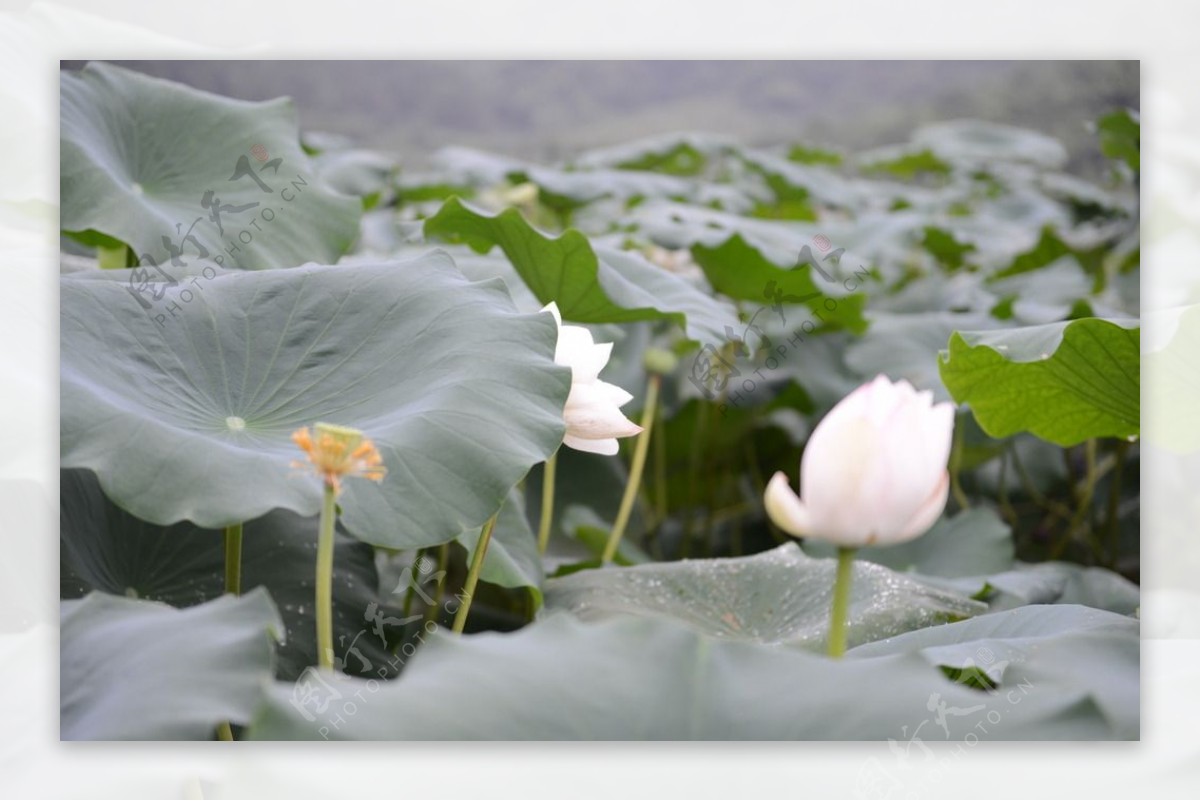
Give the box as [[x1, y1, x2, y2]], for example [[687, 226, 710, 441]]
[[542, 302, 642, 455], [764, 375, 954, 548]]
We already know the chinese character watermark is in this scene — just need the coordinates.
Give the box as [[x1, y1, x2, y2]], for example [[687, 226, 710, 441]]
[[287, 551, 472, 739], [855, 646, 1033, 798], [688, 235, 872, 415], [119, 145, 314, 326]]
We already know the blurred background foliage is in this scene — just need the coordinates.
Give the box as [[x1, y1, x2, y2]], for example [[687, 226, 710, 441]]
[[70, 60, 1137, 177]]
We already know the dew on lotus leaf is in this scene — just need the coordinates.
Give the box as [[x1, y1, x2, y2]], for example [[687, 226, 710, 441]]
[[543, 543, 987, 652]]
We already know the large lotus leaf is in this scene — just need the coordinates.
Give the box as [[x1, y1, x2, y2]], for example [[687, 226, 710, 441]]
[[60, 253, 570, 548], [60, 62, 360, 270], [542, 543, 986, 651], [61, 588, 282, 740], [691, 234, 868, 333], [59, 468, 398, 681], [848, 604, 1139, 738], [930, 561, 1140, 615], [247, 610, 1127, 740], [938, 317, 1139, 446], [844, 311, 999, 400], [423, 197, 738, 348], [803, 508, 1015, 580]]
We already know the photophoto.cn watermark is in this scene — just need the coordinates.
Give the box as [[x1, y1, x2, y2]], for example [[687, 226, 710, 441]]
[[855, 645, 1035, 799], [688, 234, 872, 415], [121, 144, 314, 327], [287, 552, 466, 740]]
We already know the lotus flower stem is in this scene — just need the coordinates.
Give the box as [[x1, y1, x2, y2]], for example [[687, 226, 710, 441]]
[[223, 523, 243, 595], [316, 482, 337, 670], [291, 422, 387, 670], [828, 547, 856, 658], [218, 522, 244, 740], [603, 374, 661, 564], [452, 513, 498, 634], [536, 450, 558, 554]]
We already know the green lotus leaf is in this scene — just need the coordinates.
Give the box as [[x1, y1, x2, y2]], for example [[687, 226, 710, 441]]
[[423, 197, 739, 348], [691, 233, 868, 333], [61, 588, 282, 740], [938, 317, 1139, 446], [60, 253, 570, 548], [543, 543, 987, 651], [247, 608, 1132, 740], [60, 62, 360, 270], [848, 604, 1139, 738]]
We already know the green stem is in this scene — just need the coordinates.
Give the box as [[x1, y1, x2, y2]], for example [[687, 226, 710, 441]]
[[536, 450, 558, 554], [828, 547, 856, 659], [223, 523, 243, 596], [603, 374, 661, 563], [97, 243, 128, 270], [217, 522, 244, 741], [452, 514, 498, 634], [316, 482, 337, 670]]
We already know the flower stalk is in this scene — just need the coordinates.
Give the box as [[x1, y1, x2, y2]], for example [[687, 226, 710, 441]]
[[602, 373, 661, 563], [223, 523, 243, 596], [452, 514, 498, 634], [315, 482, 337, 670], [828, 547, 856, 658], [536, 450, 557, 554], [292, 422, 387, 672]]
